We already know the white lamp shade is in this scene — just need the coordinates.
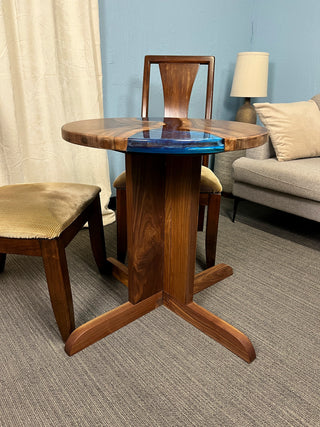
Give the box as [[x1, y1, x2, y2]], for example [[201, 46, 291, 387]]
[[230, 52, 269, 98]]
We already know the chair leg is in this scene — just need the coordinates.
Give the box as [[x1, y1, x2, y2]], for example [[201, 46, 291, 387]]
[[40, 239, 75, 342], [205, 193, 221, 268], [232, 196, 240, 222], [88, 196, 108, 274], [116, 188, 127, 263], [198, 205, 205, 231], [0, 253, 6, 273]]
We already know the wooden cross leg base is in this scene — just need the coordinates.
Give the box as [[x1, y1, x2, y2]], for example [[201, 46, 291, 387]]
[[65, 153, 256, 363], [65, 262, 255, 362]]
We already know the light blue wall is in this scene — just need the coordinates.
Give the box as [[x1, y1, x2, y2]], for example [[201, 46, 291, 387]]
[[252, 0, 320, 102], [99, 0, 320, 191], [98, 0, 256, 191]]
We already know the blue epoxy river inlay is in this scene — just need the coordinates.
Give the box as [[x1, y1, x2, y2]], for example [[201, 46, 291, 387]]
[[127, 127, 224, 154]]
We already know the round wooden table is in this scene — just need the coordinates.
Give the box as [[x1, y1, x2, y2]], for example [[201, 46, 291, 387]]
[[62, 117, 268, 362]]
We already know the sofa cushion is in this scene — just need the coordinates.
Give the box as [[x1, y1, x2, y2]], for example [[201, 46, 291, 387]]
[[232, 156, 320, 202], [254, 100, 320, 161], [233, 181, 320, 222], [246, 137, 275, 160]]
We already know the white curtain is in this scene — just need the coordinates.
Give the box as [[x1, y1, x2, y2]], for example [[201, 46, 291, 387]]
[[0, 0, 115, 224]]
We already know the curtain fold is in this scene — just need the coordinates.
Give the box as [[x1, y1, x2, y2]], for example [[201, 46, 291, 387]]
[[0, 0, 114, 224]]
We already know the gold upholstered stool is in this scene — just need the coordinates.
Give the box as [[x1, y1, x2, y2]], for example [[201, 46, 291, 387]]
[[0, 182, 107, 341]]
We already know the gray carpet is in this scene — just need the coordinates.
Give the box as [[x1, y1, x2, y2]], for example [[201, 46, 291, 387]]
[[1, 198, 319, 426]]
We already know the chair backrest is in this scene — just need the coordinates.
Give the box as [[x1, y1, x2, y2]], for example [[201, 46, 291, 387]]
[[141, 55, 215, 165], [141, 55, 215, 120]]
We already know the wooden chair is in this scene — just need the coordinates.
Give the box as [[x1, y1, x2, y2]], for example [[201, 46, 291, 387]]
[[113, 55, 222, 268], [0, 182, 107, 342]]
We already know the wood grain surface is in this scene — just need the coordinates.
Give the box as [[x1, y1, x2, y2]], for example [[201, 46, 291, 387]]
[[61, 116, 261, 362], [62, 117, 267, 153], [65, 291, 163, 356], [126, 153, 165, 303], [163, 294, 256, 363]]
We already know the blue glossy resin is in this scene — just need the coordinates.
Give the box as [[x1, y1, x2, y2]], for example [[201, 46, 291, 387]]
[[127, 122, 224, 154]]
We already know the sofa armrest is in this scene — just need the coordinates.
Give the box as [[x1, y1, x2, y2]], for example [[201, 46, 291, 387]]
[[245, 137, 275, 160]]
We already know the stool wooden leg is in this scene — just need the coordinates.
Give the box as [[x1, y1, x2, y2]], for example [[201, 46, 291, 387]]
[[40, 239, 75, 342], [205, 193, 221, 268], [198, 205, 205, 231], [116, 188, 127, 263], [0, 253, 6, 273], [88, 196, 108, 274]]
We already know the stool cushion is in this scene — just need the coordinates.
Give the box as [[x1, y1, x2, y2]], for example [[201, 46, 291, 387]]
[[200, 166, 222, 193], [0, 183, 100, 239], [113, 171, 126, 189], [113, 166, 222, 193]]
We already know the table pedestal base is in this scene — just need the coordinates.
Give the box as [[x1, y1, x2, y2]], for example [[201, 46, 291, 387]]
[[65, 262, 255, 363], [65, 153, 256, 363]]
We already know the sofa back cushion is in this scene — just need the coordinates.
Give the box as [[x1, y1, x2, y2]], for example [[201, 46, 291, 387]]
[[311, 94, 320, 109], [254, 99, 320, 161], [245, 137, 275, 160]]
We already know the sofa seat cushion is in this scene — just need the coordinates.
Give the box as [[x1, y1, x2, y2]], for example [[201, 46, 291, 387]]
[[233, 157, 320, 202]]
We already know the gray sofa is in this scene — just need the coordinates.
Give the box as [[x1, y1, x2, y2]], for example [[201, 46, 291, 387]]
[[232, 95, 320, 223]]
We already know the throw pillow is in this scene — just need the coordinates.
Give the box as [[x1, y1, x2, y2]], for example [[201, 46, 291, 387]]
[[254, 100, 320, 161], [311, 93, 320, 110]]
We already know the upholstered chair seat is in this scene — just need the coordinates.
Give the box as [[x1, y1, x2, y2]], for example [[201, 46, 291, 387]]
[[113, 165, 222, 193], [0, 182, 107, 341], [0, 183, 100, 239]]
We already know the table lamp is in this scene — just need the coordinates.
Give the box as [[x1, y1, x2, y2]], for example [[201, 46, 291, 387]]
[[230, 52, 269, 123]]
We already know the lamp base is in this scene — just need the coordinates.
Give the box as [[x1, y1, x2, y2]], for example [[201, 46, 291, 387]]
[[235, 97, 256, 124]]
